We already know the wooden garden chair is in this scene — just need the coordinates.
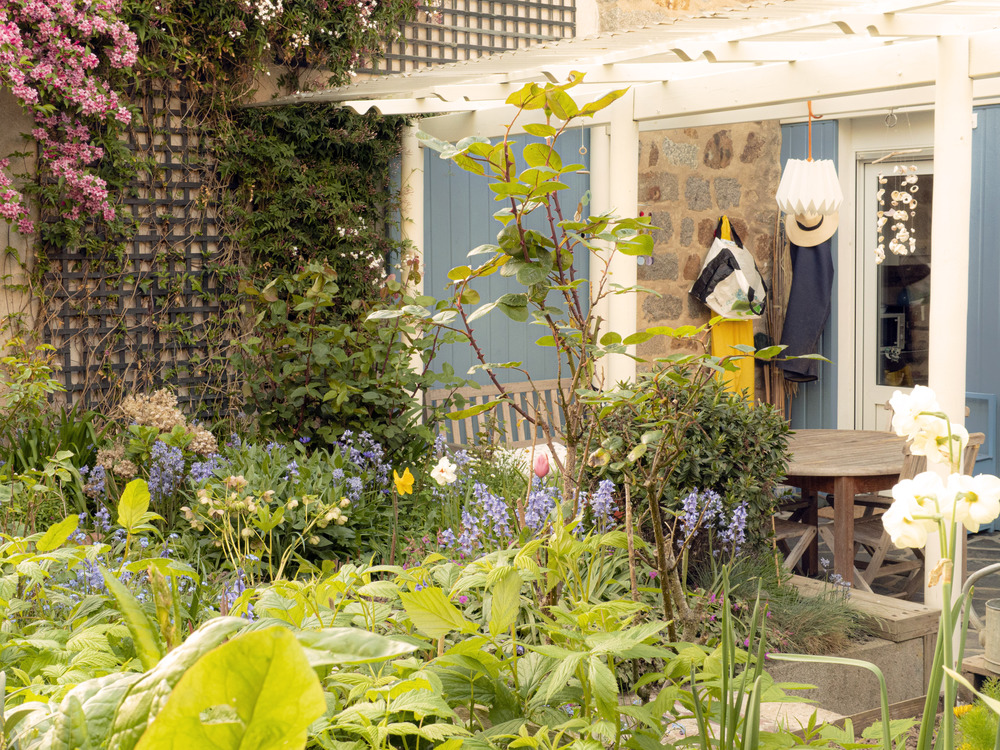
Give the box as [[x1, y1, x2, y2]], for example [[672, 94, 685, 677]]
[[823, 432, 984, 597]]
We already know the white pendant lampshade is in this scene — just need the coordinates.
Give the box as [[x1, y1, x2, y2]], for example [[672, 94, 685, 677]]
[[775, 158, 844, 216]]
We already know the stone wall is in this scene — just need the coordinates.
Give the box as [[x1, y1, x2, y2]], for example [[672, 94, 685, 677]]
[[0, 89, 38, 348], [635, 121, 783, 360]]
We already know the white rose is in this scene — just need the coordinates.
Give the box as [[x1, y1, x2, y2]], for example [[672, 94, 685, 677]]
[[890, 385, 942, 439], [431, 456, 458, 486]]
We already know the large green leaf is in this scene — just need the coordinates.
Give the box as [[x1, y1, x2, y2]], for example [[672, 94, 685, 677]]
[[117, 479, 151, 529], [295, 628, 417, 666], [399, 587, 477, 639], [135, 627, 325, 750], [36, 515, 79, 552], [488, 568, 521, 637], [50, 695, 90, 750], [48, 672, 143, 748], [108, 618, 247, 750], [101, 567, 163, 671]]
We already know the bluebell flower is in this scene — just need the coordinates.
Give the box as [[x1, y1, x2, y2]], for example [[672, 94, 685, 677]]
[[148, 441, 186, 502], [525, 478, 558, 531], [94, 506, 112, 533], [332, 468, 345, 482], [720, 500, 749, 553], [299, 436, 311, 445], [588, 479, 616, 530], [84, 465, 107, 499], [285, 459, 300, 482], [346, 476, 363, 503], [433, 433, 448, 455], [678, 489, 723, 543], [220, 569, 255, 620], [189, 454, 221, 483]]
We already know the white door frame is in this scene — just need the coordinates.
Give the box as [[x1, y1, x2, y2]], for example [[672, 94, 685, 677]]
[[836, 111, 935, 430]]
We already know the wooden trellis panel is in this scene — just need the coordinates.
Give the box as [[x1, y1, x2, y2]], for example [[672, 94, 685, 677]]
[[367, 0, 576, 74], [42, 81, 233, 415]]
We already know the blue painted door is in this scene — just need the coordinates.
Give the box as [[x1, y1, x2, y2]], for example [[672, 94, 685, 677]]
[[424, 132, 590, 385], [968, 105, 1000, 483], [779, 121, 839, 429]]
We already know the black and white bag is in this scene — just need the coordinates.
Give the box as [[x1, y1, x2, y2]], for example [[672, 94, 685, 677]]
[[690, 217, 767, 320]]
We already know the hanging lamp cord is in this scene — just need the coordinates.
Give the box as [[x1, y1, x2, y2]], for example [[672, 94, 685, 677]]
[[807, 100, 824, 162]]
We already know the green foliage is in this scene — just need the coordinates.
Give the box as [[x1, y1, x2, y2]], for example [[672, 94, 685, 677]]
[[692, 553, 867, 655], [600, 373, 791, 554], [404, 77, 659, 498], [222, 104, 408, 296], [124, 0, 417, 95], [135, 626, 325, 750], [235, 261, 465, 464], [956, 678, 1000, 750], [0, 338, 65, 443]]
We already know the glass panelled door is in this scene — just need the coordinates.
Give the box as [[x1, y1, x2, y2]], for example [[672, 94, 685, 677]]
[[858, 159, 934, 429]]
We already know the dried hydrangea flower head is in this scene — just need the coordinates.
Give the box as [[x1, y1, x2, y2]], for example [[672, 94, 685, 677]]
[[186, 424, 218, 456], [118, 389, 185, 431]]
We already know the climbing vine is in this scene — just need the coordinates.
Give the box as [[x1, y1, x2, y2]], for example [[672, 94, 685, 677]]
[[0, 0, 418, 414]]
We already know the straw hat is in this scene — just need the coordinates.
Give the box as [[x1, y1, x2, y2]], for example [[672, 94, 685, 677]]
[[785, 212, 839, 247]]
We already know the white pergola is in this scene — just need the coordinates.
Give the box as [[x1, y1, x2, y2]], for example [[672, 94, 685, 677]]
[[255, 0, 1000, 602], [257, 0, 1000, 428]]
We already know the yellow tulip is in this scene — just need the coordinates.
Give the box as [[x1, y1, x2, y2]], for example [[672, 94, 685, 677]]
[[393, 468, 414, 495]]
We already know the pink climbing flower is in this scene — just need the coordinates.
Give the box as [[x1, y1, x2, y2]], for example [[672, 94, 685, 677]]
[[0, 0, 137, 230]]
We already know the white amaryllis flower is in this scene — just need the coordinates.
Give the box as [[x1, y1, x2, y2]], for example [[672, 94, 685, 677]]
[[889, 385, 942, 439], [883, 471, 946, 548], [430, 456, 458, 486], [909, 418, 969, 468], [948, 473, 1000, 532]]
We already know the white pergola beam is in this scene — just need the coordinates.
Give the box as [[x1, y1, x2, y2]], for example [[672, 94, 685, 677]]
[[633, 37, 940, 121], [341, 99, 506, 115], [571, 0, 949, 67], [637, 75, 1000, 132], [970, 30, 1000, 78], [833, 12, 999, 37]]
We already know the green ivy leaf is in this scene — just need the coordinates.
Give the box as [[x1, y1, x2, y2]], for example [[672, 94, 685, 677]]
[[135, 627, 325, 750]]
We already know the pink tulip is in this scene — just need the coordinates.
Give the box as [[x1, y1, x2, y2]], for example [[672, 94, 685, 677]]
[[533, 451, 550, 478]]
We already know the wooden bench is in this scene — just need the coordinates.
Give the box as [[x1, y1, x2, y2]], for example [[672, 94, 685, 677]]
[[424, 378, 570, 449]]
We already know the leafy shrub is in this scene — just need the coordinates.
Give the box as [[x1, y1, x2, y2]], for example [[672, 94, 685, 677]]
[[599, 373, 790, 555], [235, 262, 464, 465], [184, 435, 394, 570]]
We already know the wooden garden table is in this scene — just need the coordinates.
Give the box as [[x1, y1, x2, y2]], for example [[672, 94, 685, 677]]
[[786, 429, 907, 586]]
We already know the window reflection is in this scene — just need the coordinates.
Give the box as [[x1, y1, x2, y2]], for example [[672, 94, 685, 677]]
[[876, 172, 932, 387]]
